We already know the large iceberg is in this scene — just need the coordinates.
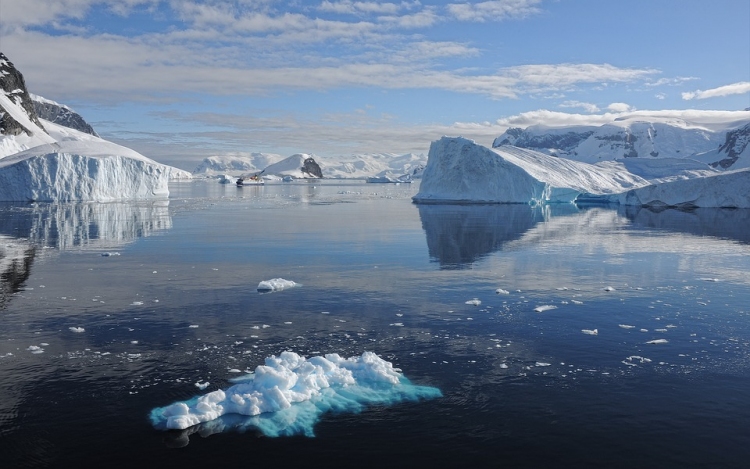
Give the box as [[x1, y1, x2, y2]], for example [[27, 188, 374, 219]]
[[414, 137, 750, 208]]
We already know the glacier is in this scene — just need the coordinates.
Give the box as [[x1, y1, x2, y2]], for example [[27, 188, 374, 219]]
[[413, 137, 750, 208], [149, 351, 442, 437]]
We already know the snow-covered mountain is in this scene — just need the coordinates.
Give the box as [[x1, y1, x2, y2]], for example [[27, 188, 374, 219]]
[[30, 94, 98, 137], [0, 52, 190, 201], [262, 153, 322, 178], [193, 150, 426, 180], [493, 114, 750, 170], [415, 137, 750, 208]]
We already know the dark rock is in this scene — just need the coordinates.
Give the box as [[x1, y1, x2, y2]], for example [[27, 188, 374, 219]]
[[0, 52, 47, 136], [302, 157, 323, 178], [32, 98, 98, 136]]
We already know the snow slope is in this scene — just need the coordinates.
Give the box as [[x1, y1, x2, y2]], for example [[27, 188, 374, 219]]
[[413, 137, 648, 204], [414, 137, 750, 208], [192, 153, 285, 176], [0, 119, 191, 201]]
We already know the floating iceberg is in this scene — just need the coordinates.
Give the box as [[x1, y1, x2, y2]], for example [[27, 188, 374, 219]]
[[257, 278, 298, 292], [413, 137, 750, 208], [150, 351, 442, 437]]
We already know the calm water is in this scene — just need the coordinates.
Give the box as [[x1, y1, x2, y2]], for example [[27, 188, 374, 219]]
[[2, 179, 750, 468]]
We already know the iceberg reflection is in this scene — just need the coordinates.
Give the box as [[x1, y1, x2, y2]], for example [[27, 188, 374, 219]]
[[0, 200, 172, 250], [417, 204, 580, 269], [621, 206, 750, 245]]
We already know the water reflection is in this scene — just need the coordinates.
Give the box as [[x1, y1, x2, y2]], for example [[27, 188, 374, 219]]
[[419, 203, 750, 269], [621, 206, 750, 244], [0, 201, 172, 308], [417, 204, 579, 268], [0, 201, 172, 250]]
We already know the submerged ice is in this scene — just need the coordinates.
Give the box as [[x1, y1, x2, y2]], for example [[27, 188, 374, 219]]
[[150, 351, 441, 437]]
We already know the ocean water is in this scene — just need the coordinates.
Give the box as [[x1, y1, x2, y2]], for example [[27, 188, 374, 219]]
[[2, 179, 750, 468]]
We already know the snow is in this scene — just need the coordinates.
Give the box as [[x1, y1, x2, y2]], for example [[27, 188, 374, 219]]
[[414, 136, 750, 208], [257, 278, 298, 292], [262, 153, 319, 178], [1, 90, 190, 201], [149, 351, 442, 436]]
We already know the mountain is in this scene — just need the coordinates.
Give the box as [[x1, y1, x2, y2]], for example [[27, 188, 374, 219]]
[[262, 153, 322, 178], [192, 151, 427, 179], [493, 115, 750, 170], [0, 51, 190, 201], [31, 94, 99, 137]]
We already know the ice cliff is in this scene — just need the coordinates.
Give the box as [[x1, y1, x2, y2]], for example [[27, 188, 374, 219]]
[[414, 137, 750, 208], [0, 52, 189, 201]]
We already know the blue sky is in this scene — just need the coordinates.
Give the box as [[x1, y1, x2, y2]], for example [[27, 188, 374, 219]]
[[1, 0, 749, 169]]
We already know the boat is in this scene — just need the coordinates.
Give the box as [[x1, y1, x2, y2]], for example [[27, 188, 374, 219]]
[[236, 173, 265, 186]]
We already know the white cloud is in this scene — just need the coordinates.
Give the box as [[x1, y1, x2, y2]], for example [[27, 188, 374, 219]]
[[559, 101, 600, 113], [682, 81, 750, 100], [447, 0, 543, 22], [606, 102, 633, 112], [655, 93, 666, 100], [318, 1, 420, 16]]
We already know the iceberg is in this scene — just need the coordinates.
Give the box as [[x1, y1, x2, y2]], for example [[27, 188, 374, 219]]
[[257, 278, 298, 292], [414, 137, 750, 208], [149, 351, 442, 437]]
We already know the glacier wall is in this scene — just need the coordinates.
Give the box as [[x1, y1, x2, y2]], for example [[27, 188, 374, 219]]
[[0, 151, 170, 202]]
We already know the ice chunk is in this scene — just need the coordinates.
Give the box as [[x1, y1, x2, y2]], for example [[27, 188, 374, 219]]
[[257, 278, 298, 292], [150, 351, 442, 437], [195, 381, 210, 390], [618, 324, 635, 329], [581, 329, 598, 335], [495, 288, 510, 295], [69, 326, 85, 333], [645, 339, 669, 344], [534, 305, 557, 313], [465, 298, 481, 306]]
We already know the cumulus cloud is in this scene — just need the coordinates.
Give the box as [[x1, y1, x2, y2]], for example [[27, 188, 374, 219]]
[[682, 81, 750, 100], [606, 102, 633, 112]]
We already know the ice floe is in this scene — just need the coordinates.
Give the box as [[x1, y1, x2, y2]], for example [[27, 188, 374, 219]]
[[581, 329, 598, 335], [534, 305, 557, 313], [150, 351, 442, 437], [257, 278, 298, 292]]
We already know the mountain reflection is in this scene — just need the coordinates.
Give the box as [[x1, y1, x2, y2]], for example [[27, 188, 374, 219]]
[[417, 204, 580, 269], [0, 201, 172, 308], [620, 206, 750, 245]]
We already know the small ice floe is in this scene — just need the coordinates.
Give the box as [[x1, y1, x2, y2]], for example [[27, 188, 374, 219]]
[[535, 362, 551, 367], [603, 286, 615, 292], [101, 252, 121, 257], [571, 300, 583, 305], [640, 329, 649, 332], [27, 345, 44, 354], [623, 356, 652, 366], [188, 325, 199, 328], [257, 278, 298, 293], [655, 328, 668, 333], [581, 329, 598, 335], [131, 301, 144, 306], [700, 278, 720, 282], [534, 305, 557, 313], [69, 327, 85, 333], [195, 381, 210, 390], [618, 324, 635, 329], [465, 298, 481, 306], [499, 363, 509, 369], [495, 288, 510, 295], [645, 339, 669, 344], [389, 322, 404, 327], [228, 369, 242, 373]]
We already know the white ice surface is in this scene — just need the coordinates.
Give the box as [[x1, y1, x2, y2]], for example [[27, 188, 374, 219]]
[[414, 137, 750, 208], [150, 351, 442, 437], [257, 278, 298, 292]]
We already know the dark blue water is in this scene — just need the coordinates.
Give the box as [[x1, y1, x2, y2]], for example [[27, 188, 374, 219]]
[[1, 180, 750, 468]]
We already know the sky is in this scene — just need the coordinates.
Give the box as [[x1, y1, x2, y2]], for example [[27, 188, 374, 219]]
[[1, 0, 749, 170]]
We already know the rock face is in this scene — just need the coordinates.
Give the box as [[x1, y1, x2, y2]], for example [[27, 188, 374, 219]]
[[31, 95, 99, 137], [302, 157, 323, 178], [710, 123, 750, 169], [0, 52, 47, 137]]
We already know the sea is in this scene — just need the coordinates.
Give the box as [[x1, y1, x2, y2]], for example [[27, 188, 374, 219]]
[[2, 179, 750, 468]]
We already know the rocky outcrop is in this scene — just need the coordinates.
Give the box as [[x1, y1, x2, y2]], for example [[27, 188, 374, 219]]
[[32, 96, 98, 136], [302, 157, 323, 178], [0, 52, 48, 137], [710, 123, 750, 169]]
